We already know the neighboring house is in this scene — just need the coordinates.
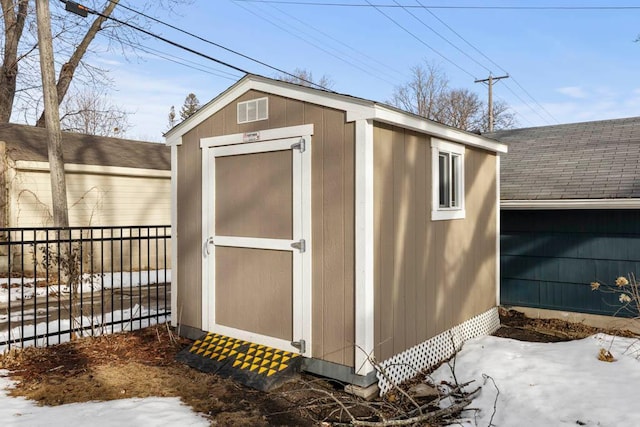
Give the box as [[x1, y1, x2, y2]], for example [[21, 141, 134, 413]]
[[165, 74, 507, 391], [0, 123, 170, 228], [0, 123, 171, 273], [488, 117, 640, 319]]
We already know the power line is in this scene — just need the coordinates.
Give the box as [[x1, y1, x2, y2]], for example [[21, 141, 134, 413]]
[[364, 0, 477, 79], [413, 1, 559, 124], [417, 1, 507, 75], [104, 0, 329, 89], [394, 0, 492, 74], [501, 82, 554, 125], [508, 78, 559, 124], [264, 2, 406, 81], [231, 0, 398, 85], [114, 38, 242, 80], [233, 1, 640, 10], [64, 0, 331, 90]]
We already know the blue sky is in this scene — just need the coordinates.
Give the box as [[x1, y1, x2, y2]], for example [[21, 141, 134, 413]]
[[82, 1, 640, 141]]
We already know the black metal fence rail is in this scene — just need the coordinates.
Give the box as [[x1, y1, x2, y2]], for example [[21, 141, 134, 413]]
[[0, 225, 171, 351]]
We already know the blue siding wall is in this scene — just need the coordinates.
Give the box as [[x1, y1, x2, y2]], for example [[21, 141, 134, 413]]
[[501, 209, 640, 316]]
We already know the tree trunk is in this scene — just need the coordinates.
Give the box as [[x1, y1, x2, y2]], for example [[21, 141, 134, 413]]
[[36, 0, 68, 227], [36, 0, 119, 128], [0, 0, 29, 123]]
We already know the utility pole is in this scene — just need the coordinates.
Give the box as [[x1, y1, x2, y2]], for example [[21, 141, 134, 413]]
[[475, 74, 509, 132], [36, 0, 69, 227]]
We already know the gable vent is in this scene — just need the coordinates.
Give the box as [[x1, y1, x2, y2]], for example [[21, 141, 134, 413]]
[[237, 97, 268, 124]]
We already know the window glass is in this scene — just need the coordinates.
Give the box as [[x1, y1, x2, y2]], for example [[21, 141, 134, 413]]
[[451, 154, 460, 207], [439, 152, 449, 208]]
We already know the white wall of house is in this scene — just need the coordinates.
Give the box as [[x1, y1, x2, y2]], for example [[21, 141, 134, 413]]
[[9, 161, 170, 227]]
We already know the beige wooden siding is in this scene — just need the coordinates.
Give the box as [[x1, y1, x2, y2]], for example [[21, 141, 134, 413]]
[[10, 167, 170, 227], [373, 123, 497, 362], [176, 129, 203, 330], [176, 90, 355, 366]]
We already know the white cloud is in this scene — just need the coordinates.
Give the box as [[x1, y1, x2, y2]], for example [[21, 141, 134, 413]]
[[556, 86, 589, 99]]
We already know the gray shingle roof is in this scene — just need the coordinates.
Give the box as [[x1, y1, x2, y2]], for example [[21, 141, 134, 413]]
[[0, 123, 170, 170], [486, 117, 640, 200]]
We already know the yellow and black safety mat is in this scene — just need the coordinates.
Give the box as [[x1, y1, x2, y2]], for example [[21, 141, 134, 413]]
[[176, 332, 302, 391]]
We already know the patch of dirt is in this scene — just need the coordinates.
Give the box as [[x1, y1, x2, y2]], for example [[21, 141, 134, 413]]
[[0, 327, 321, 426], [1, 310, 637, 426], [494, 307, 637, 342]]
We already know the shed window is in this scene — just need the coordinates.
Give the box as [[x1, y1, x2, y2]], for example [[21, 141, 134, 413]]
[[431, 139, 465, 221], [237, 97, 268, 124]]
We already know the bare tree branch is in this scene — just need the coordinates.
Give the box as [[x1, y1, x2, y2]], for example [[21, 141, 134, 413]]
[[36, 0, 120, 127], [388, 60, 517, 131]]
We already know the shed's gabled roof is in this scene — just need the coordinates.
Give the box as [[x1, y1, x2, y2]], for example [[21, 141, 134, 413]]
[[0, 123, 170, 170], [487, 116, 640, 202], [164, 74, 507, 154]]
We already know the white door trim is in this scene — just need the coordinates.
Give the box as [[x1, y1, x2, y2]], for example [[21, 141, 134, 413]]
[[201, 124, 314, 148], [201, 125, 313, 356]]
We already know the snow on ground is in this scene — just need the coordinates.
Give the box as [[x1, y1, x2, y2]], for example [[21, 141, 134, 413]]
[[1, 333, 638, 425], [0, 370, 208, 427], [0, 270, 171, 304], [432, 333, 640, 426], [0, 269, 171, 352]]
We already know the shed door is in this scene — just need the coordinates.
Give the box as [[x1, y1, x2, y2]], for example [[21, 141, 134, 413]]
[[204, 136, 311, 355]]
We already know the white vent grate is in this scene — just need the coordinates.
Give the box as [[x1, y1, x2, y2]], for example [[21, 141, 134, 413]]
[[237, 97, 268, 124], [376, 307, 500, 395]]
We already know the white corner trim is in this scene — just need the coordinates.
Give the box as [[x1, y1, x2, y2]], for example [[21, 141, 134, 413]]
[[501, 198, 640, 210], [170, 146, 179, 326], [201, 124, 314, 148], [495, 155, 501, 307], [14, 161, 170, 178], [165, 134, 183, 147], [355, 119, 375, 376]]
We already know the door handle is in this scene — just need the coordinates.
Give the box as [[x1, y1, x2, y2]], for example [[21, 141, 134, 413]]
[[203, 237, 214, 257]]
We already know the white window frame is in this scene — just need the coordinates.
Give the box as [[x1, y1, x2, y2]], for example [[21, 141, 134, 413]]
[[431, 138, 465, 221]]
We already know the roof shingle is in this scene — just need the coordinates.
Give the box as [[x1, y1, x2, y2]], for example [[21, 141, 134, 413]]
[[0, 123, 170, 171], [486, 116, 640, 200]]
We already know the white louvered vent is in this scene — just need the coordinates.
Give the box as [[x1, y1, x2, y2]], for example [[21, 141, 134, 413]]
[[237, 97, 268, 124]]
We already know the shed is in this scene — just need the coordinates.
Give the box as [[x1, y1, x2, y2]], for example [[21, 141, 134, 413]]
[[488, 117, 640, 320], [165, 75, 507, 389], [0, 123, 171, 228]]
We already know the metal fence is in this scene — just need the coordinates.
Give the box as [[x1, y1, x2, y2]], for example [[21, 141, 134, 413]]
[[0, 225, 171, 351]]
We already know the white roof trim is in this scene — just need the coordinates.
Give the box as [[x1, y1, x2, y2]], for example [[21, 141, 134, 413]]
[[164, 75, 373, 146], [501, 199, 640, 210], [165, 75, 508, 154], [370, 105, 508, 154]]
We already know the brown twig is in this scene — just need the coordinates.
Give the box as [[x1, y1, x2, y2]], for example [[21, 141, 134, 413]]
[[352, 398, 473, 426]]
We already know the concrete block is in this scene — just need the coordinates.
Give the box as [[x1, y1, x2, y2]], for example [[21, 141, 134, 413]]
[[345, 383, 379, 401]]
